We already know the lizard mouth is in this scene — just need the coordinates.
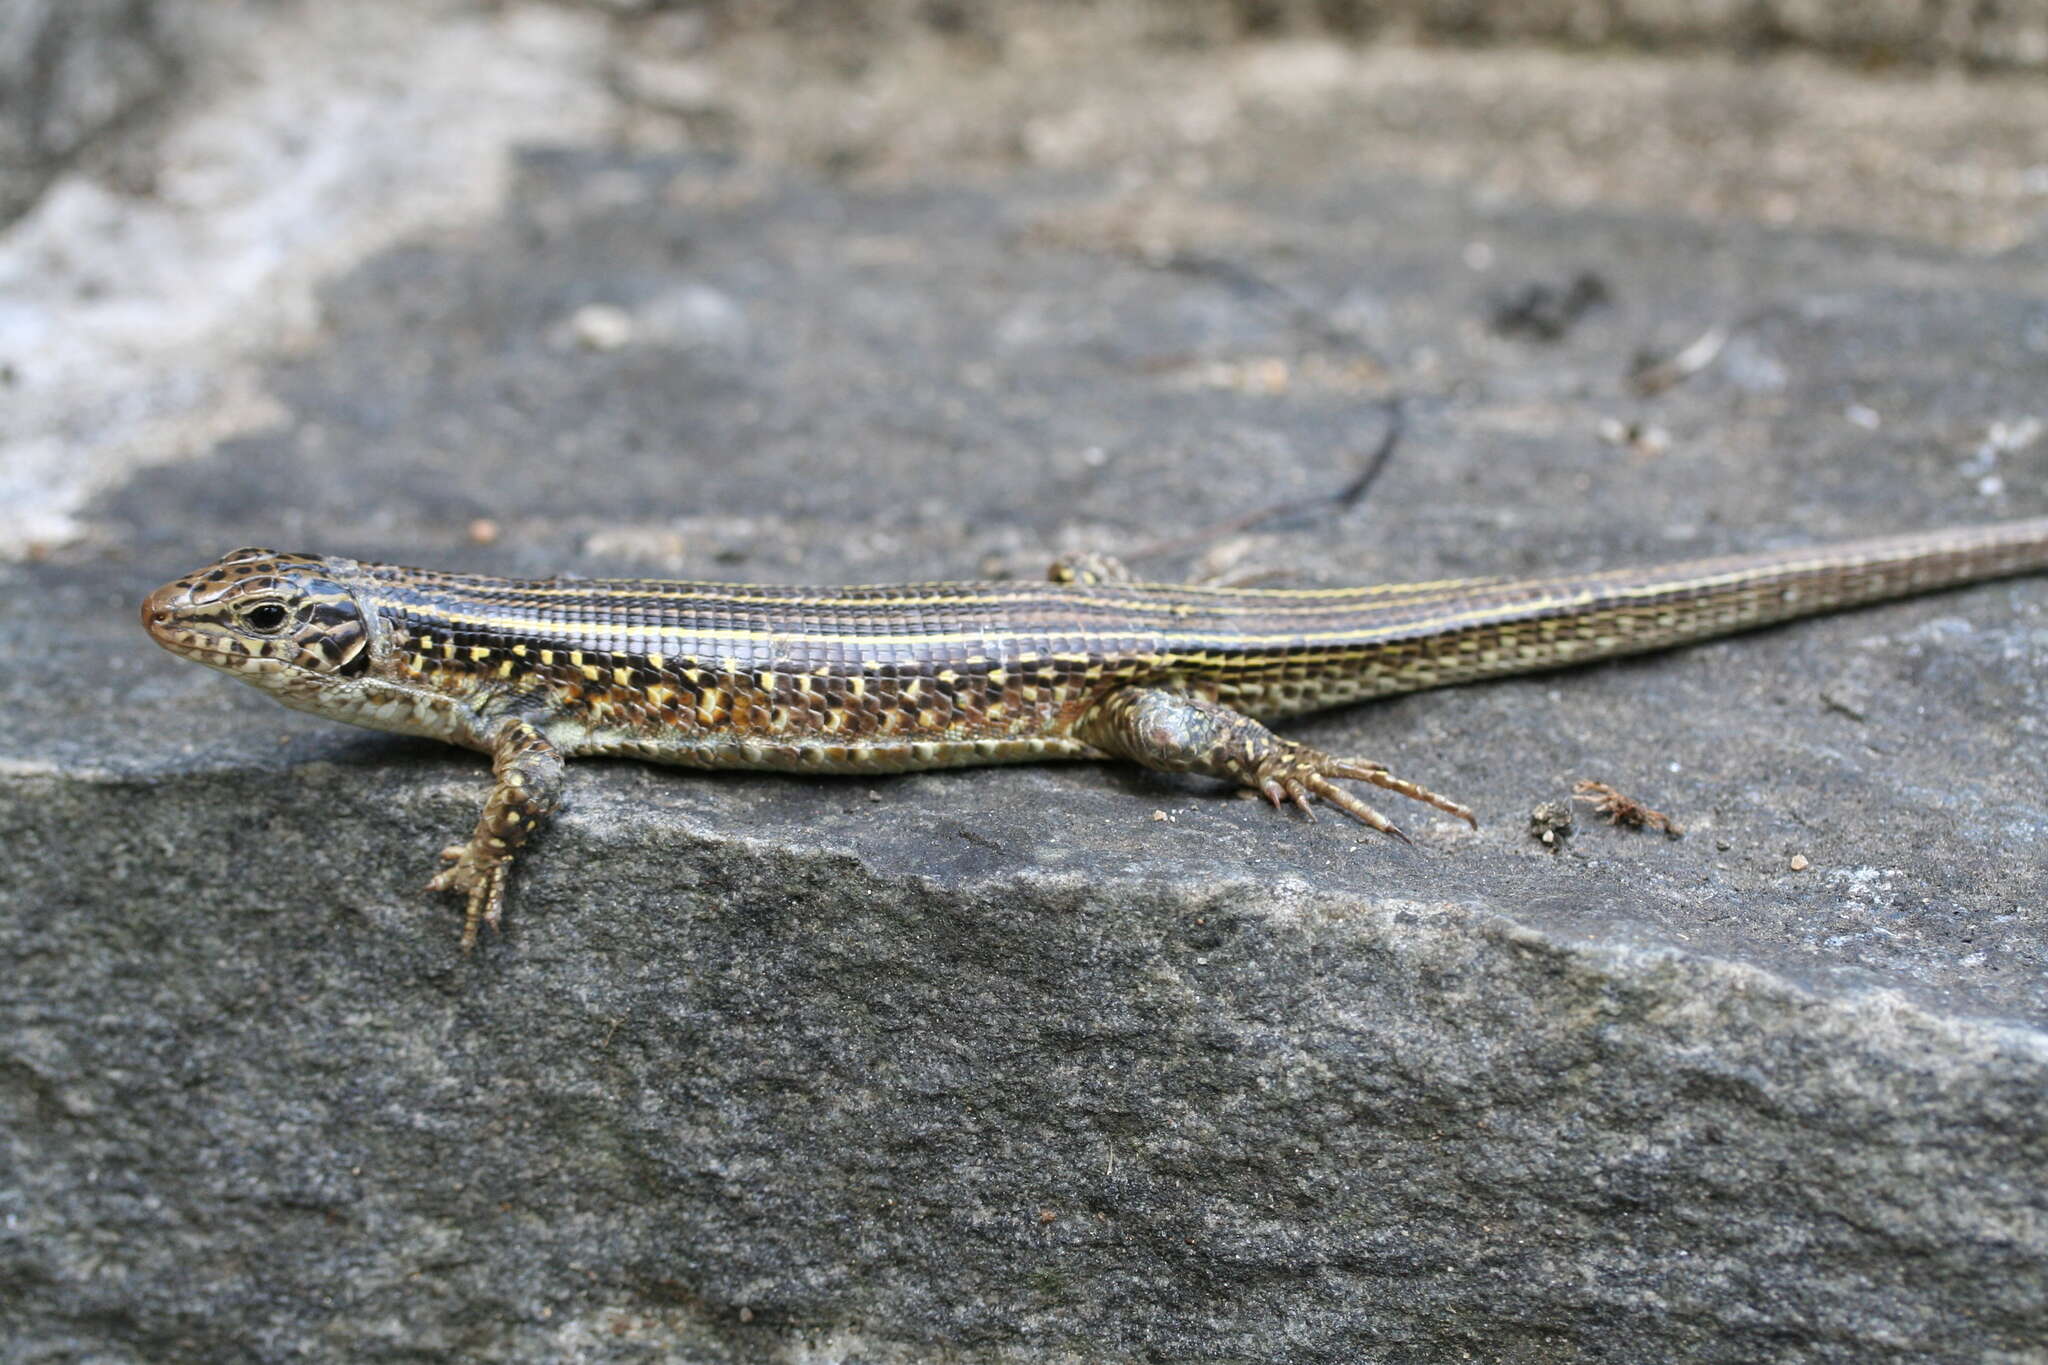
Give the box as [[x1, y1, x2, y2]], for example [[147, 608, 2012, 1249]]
[[146, 628, 292, 676]]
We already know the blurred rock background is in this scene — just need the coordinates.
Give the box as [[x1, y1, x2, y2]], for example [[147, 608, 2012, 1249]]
[[7, 0, 2048, 557]]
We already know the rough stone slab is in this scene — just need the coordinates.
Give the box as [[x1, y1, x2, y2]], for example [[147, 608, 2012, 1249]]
[[4, 109, 2048, 1365], [7, 765, 2048, 1362]]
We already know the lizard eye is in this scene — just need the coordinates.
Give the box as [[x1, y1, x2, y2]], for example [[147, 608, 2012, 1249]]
[[243, 602, 290, 633]]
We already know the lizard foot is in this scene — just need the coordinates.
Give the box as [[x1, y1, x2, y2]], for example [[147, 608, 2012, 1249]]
[[1085, 686, 1477, 841], [1248, 739, 1475, 842], [426, 841, 512, 952]]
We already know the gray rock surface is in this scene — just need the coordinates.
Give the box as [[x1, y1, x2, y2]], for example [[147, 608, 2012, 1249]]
[[5, 13, 2048, 1365], [0, 0, 177, 226]]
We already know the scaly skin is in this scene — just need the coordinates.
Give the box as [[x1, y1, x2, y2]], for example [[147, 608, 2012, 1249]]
[[140, 518, 2048, 947]]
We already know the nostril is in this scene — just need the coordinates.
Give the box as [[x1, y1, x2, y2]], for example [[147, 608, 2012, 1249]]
[[141, 590, 176, 631]]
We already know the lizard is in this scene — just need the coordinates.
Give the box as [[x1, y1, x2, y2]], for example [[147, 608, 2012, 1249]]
[[140, 518, 2048, 948]]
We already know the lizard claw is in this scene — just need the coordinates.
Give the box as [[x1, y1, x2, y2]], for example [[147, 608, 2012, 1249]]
[[426, 843, 510, 952], [1279, 774, 1318, 821], [1252, 739, 1468, 840]]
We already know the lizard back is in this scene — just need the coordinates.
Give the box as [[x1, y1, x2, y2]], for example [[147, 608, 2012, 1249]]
[[336, 517, 2048, 770]]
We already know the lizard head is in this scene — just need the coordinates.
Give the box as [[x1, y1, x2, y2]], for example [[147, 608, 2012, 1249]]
[[141, 548, 372, 687]]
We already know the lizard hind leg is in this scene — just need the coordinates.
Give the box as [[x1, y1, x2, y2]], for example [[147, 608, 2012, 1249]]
[[1082, 686, 1476, 841]]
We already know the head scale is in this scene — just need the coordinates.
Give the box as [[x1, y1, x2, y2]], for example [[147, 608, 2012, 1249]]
[[140, 549, 372, 689]]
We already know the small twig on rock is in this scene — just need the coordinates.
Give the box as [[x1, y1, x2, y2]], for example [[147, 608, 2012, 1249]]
[[1629, 324, 1729, 396], [1155, 249, 1385, 362], [1574, 779, 1684, 839], [1130, 399, 1405, 563]]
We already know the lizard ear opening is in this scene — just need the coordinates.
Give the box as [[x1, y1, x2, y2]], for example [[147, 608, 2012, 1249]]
[[298, 592, 372, 676]]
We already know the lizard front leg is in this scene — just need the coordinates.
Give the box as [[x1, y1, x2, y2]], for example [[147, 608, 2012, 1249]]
[[1082, 686, 1475, 840], [426, 716, 565, 950]]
